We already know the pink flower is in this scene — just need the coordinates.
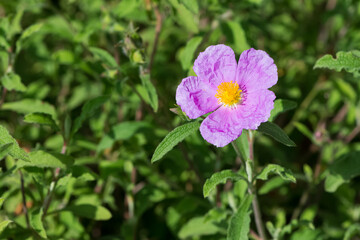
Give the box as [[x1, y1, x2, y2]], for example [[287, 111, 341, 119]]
[[176, 44, 277, 147]]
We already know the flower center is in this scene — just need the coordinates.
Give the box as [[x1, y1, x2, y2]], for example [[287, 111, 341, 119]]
[[215, 81, 242, 107]]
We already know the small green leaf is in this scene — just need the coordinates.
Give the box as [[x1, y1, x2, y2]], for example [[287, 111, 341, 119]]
[[294, 122, 315, 143], [1, 99, 57, 118], [333, 78, 356, 101], [140, 73, 158, 112], [203, 170, 247, 198], [258, 177, 286, 195], [257, 164, 296, 183], [0, 143, 13, 160], [325, 151, 360, 192], [0, 220, 12, 234], [63, 204, 112, 221], [178, 216, 225, 239], [30, 208, 47, 239], [89, 47, 118, 69], [269, 99, 297, 121], [227, 195, 253, 240], [151, 121, 200, 163], [179, 36, 202, 70], [71, 96, 109, 136], [24, 112, 59, 131], [1, 73, 27, 92], [17, 150, 74, 169], [16, 23, 43, 54], [257, 122, 296, 147], [314, 51, 360, 76], [0, 125, 29, 161]]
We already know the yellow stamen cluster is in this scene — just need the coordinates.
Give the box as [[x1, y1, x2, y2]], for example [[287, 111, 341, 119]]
[[215, 81, 242, 107]]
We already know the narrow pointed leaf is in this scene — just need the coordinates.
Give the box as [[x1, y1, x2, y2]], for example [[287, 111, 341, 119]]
[[17, 150, 74, 169], [257, 122, 296, 147], [24, 112, 59, 131], [30, 208, 47, 239], [269, 99, 297, 121], [0, 220, 12, 234], [151, 121, 200, 163]]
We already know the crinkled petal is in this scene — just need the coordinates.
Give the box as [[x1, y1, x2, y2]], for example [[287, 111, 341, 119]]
[[236, 48, 278, 92], [194, 44, 237, 89], [235, 89, 276, 130], [199, 107, 243, 147], [176, 76, 220, 119]]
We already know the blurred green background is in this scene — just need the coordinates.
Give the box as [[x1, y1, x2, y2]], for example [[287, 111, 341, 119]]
[[0, 0, 360, 239]]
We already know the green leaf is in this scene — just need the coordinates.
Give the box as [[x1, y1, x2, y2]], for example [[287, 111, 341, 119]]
[[333, 78, 356, 101], [344, 223, 360, 240], [179, 36, 202, 70], [269, 99, 297, 121], [168, 0, 199, 33], [71, 96, 109, 136], [227, 195, 253, 240], [1, 73, 27, 92], [24, 112, 59, 131], [89, 47, 118, 69], [314, 51, 360, 76], [221, 20, 250, 54], [17, 150, 74, 169], [257, 164, 296, 183], [258, 177, 286, 195], [151, 121, 200, 163], [178, 216, 225, 239], [294, 122, 314, 142], [203, 170, 247, 198], [97, 121, 149, 152], [234, 131, 249, 160], [179, 0, 199, 14], [140, 73, 158, 112], [0, 197, 4, 208], [1, 99, 57, 119], [325, 151, 360, 192], [63, 204, 112, 221], [257, 122, 296, 147], [0, 143, 13, 160], [16, 23, 43, 54], [30, 208, 47, 239], [0, 125, 29, 161], [0, 220, 12, 234]]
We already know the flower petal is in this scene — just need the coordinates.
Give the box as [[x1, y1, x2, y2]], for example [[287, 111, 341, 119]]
[[194, 44, 237, 89], [176, 76, 220, 119], [236, 48, 278, 92], [235, 89, 276, 130], [199, 107, 243, 147]]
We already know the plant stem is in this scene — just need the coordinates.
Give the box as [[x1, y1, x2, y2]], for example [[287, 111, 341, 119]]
[[246, 131, 267, 240], [19, 170, 30, 228]]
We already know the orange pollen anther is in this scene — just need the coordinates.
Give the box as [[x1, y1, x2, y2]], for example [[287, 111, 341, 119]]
[[215, 81, 242, 107]]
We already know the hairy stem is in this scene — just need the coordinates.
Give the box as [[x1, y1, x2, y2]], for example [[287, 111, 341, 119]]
[[247, 131, 267, 240]]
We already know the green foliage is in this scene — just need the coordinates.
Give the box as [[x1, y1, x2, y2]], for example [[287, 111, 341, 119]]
[[1, 73, 26, 92], [203, 170, 248, 198], [0, 125, 29, 161], [227, 195, 252, 240], [269, 99, 297, 121], [63, 204, 112, 221], [257, 164, 296, 183], [178, 216, 225, 239], [151, 121, 200, 163], [314, 51, 360, 76], [0, 220, 12, 234], [24, 112, 59, 131], [257, 122, 296, 147], [179, 36, 203, 70], [30, 208, 47, 239], [17, 150, 74, 169]]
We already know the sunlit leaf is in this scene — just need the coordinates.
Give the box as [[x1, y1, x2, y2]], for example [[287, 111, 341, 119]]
[[179, 36, 202, 70], [24, 112, 59, 131], [0, 125, 29, 161], [314, 51, 360, 76], [1, 73, 27, 92], [269, 99, 297, 121], [63, 204, 112, 221], [257, 164, 296, 183], [17, 150, 74, 169], [227, 195, 253, 240]]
